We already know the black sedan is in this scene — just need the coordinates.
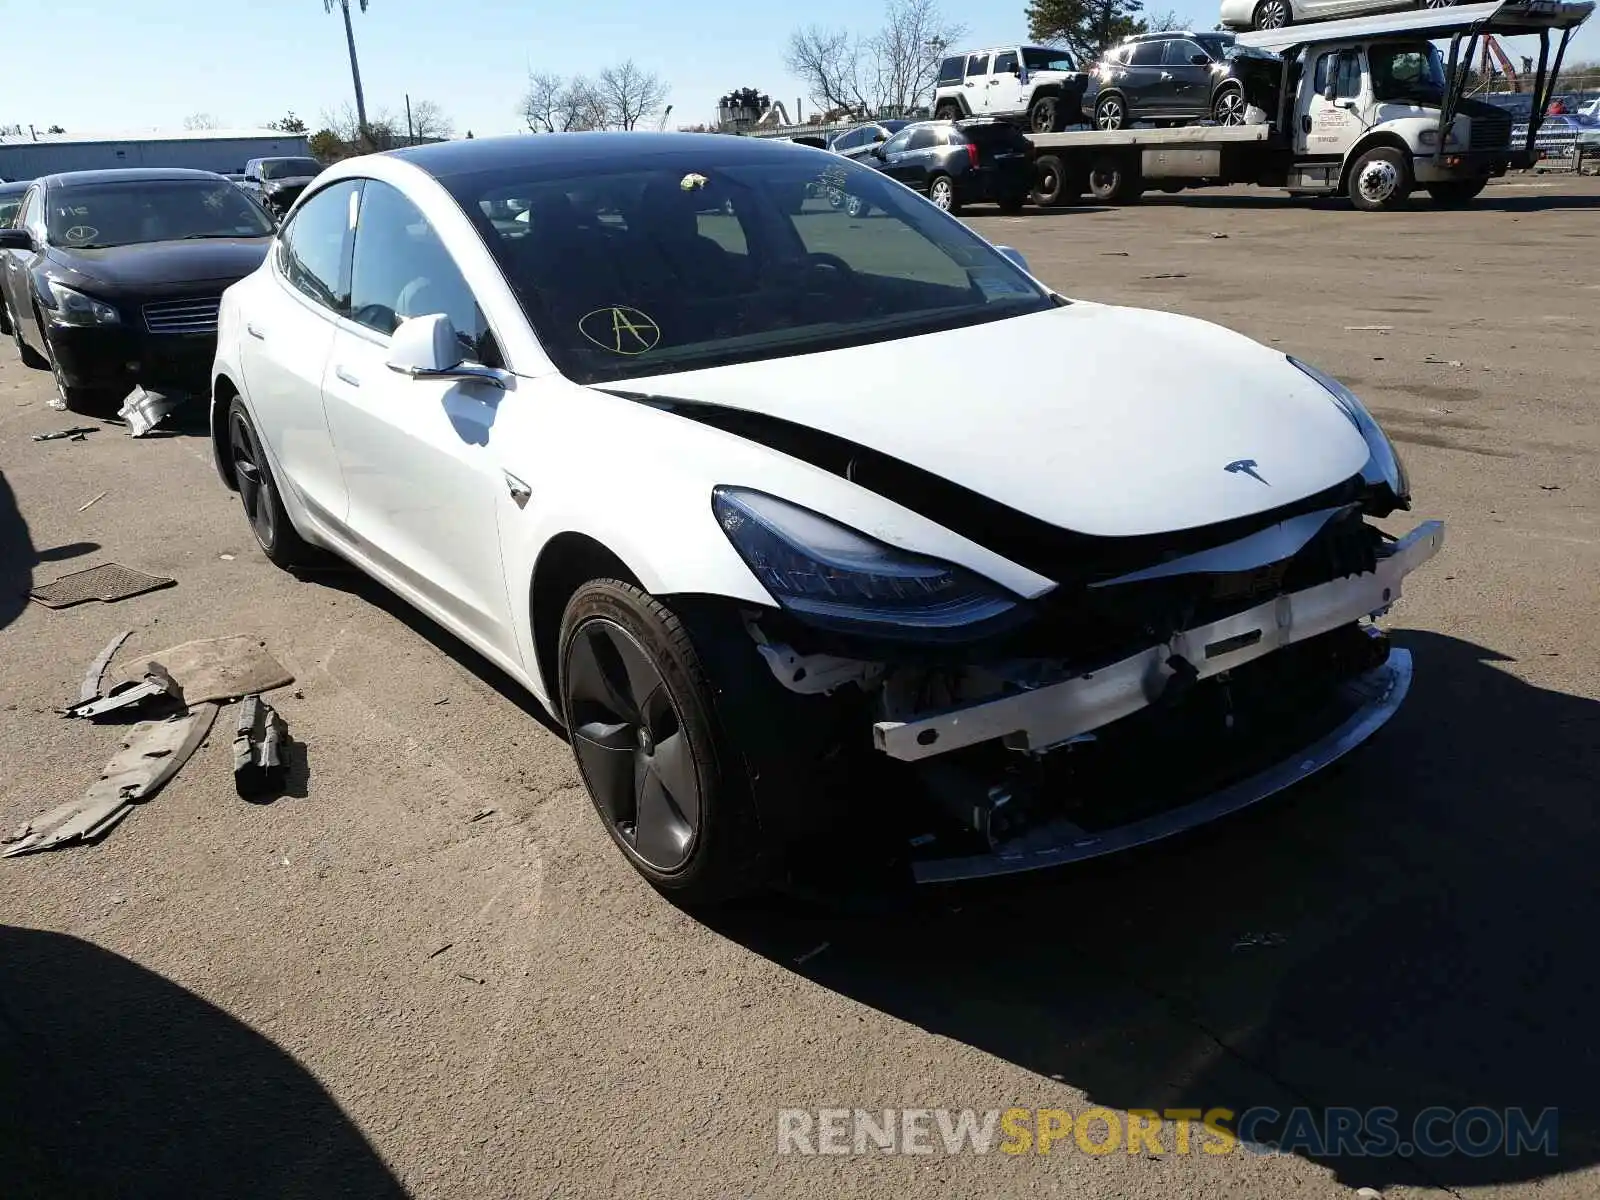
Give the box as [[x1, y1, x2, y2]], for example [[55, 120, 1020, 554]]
[[244, 156, 325, 218], [851, 119, 1034, 214], [828, 119, 914, 162], [0, 168, 275, 413]]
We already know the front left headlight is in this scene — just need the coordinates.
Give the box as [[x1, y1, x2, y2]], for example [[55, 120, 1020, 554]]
[[712, 487, 1020, 641], [44, 279, 120, 327], [1289, 356, 1409, 508]]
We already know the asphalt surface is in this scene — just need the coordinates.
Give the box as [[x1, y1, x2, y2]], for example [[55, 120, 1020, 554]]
[[2, 175, 1598, 1200]]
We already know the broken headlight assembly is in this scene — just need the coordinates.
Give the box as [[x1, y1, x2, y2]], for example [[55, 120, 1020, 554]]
[[44, 279, 121, 327], [1289, 356, 1409, 509], [712, 486, 1019, 641]]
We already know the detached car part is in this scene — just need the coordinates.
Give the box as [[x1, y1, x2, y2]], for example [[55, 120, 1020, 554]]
[[65, 661, 183, 720], [232, 695, 289, 800]]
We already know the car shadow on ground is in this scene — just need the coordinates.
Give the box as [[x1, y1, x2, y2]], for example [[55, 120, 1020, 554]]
[[0, 926, 406, 1198], [0, 470, 36, 633], [706, 629, 1600, 1193]]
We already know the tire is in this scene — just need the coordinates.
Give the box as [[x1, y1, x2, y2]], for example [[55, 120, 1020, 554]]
[[1094, 92, 1127, 131], [1426, 178, 1487, 206], [1347, 145, 1413, 212], [558, 579, 766, 903], [933, 101, 963, 122], [42, 327, 117, 414], [1420, 0, 1458, 7], [9, 296, 47, 369], [1254, 0, 1292, 29], [927, 173, 960, 213], [1088, 153, 1143, 204], [1212, 84, 1246, 127], [1031, 153, 1086, 207], [1028, 93, 1066, 134], [226, 395, 314, 569], [997, 191, 1026, 213]]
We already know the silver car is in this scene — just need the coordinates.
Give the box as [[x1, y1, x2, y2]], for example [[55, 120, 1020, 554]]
[[1220, 0, 1459, 32]]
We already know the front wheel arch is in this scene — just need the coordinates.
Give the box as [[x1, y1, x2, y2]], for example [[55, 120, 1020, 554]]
[[212, 375, 242, 490], [1339, 133, 1414, 194], [529, 531, 643, 717]]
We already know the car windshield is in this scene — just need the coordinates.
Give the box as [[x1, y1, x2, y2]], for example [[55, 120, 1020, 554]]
[[46, 179, 275, 248], [260, 158, 321, 180], [450, 153, 1054, 385], [1369, 43, 1447, 105], [1021, 47, 1075, 72], [0, 191, 23, 228]]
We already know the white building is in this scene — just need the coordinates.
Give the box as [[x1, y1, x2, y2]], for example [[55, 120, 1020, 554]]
[[0, 128, 313, 181]]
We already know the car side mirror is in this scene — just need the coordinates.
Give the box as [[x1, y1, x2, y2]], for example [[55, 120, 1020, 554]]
[[995, 245, 1030, 274], [0, 227, 33, 251], [385, 313, 506, 389], [1191, 53, 1211, 65], [871, 145, 886, 158], [1010, 64, 1022, 75], [1324, 81, 1338, 102]]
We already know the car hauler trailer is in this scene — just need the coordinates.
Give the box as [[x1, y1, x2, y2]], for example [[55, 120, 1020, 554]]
[[1026, 0, 1593, 209]]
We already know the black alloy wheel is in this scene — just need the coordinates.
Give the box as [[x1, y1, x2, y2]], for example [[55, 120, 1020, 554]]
[[227, 396, 312, 568]]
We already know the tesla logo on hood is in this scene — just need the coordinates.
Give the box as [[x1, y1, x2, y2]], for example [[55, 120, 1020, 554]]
[[1225, 458, 1269, 485]]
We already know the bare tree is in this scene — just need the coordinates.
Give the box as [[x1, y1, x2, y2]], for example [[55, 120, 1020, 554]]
[[321, 101, 401, 150], [786, 0, 964, 119], [596, 60, 670, 130], [522, 71, 569, 132], [1144, 9, 1186, 31], [184, 112, 220, 131], [408, 98, 454, 140]]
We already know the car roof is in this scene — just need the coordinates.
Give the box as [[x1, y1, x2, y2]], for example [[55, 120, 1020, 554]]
[[1123, 29, 1233, 41], [0, 180, 30, 195], [388, 132, 824, 180], [40, 167, 226, 187]]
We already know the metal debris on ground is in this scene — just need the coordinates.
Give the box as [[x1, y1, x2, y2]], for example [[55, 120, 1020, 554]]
[[470, 807, 495, 822], [113, 634, 292, 704], [233, 694, 289, 799], [118, 387, 188, 438], [1141, 272, 1188, 280], [29, 563, 176, 609], [1424, 355, 1464, 367], [1232, 931, 1287, 950], [1209, 231, 1229, 238], [1344, 325, 1393, 331], [427, 942, 453, 959], [76, 629, 133, 706], [65, 662, 182, 720], [456, 972, 486, 985], [3, 704, 218, 856], [77, 491, 108, 512], [1539, 484, 1561, 491], [30, 426, 98, 442]]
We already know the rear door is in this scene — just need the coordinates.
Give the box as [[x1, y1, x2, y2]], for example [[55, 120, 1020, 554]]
[[1160, 38, 1216, 119], [320, 177, 520, 659], [0, 186, 42, 331], [888, 127, 944, 192], [1119, 40, 1168, 117], [962, 52, 991, 115], [239, 179, 359, 531]]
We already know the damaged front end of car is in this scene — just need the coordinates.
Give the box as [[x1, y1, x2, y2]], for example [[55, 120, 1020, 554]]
[[715, 481, 1443, 884]]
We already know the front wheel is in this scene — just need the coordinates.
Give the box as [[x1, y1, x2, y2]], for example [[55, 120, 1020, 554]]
[[1426, 178, 1487, 206], [1212, 84, 1246, 127], [1094, 93, 1127, 131], [1029, 94, 1065, 133], [9, 297, 47, 369], [558, 580, 766, 903], [227, 396, 315, 569], [927, 174, 960, 213], [933, 102, 963, 122], [1347, 146, 1413, 212]]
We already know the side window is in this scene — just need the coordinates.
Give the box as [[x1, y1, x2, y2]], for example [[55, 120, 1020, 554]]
[[835, 129, 864, 150], [349, 179, 498, 365], [18, 187, 42, 237], [966, 53, 990, 78], [1128, 41, 1164, 67], [1337, 52, 1362, 99], [906, 128, 938, 151], [937, 56, 964, 85], [993, 50, 1019, 74], [277, 179, 359, 313], [881, 129, 914, 155], [1163, 39, 1208, 66]]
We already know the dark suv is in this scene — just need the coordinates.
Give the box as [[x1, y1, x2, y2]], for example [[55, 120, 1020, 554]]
[[1087, 31, 1280, 130], [853, 120, 1034, 214]]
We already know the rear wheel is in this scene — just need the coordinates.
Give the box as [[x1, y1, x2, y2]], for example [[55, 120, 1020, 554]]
[[1094, 93, 1127, 131], [1212, 84, 1246, 126], [1347, 146, 1413, 212], [927, 173, 960, 213], [228, 396, 314, 569], [558, 580, 766, 903], [1254, 0, 1291, 29], [1031, 153, 1087, 207], [1426, 178, 1487, 206], [1088, 153, 1143, 203]]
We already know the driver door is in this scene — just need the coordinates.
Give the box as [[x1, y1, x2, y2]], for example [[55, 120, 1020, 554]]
[[1, 186, 43, 336], [319, 177, 520, 659], [985, 50, 1025, 116], [1299, 48, 1366, 157]]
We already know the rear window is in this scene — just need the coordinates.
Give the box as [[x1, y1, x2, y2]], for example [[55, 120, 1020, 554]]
[[960, 123, 1033, 151], [260, 158, 322, 181]]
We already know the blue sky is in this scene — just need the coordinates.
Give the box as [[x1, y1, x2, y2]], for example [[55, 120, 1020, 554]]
[[7, 0, 1599, 138]]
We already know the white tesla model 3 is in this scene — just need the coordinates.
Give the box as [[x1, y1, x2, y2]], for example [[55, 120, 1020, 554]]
[[211, 133, 1442, 902]]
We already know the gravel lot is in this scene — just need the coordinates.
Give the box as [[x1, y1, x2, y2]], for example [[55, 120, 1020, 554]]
[[2, 175, 1597, 1200]]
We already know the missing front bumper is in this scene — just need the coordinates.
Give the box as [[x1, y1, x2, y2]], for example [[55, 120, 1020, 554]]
[[911, 644, 1412, 883], [874, 520, 1443, 762]]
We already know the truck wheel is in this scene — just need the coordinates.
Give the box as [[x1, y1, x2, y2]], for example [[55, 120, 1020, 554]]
[[1029, 94, 1066, 133], [1088, 154, 1142, 204], [1031, 154, 1086, 207], [1426, 178, 1487, 206], [1254, 0, 1291, 28], [1347, 146, 1412, 212], [1094, 93, 1127, 131], [1212, 84, 1246, 126], [934, 102, 963, 122]]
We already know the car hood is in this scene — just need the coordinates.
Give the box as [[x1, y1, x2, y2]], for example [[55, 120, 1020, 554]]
[[47, 238, 272, 292], [618, 303, 1372, 538]]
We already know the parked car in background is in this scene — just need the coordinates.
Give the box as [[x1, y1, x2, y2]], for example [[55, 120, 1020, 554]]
[[1088, 31, 1282, 128], [0, 180, 27, 229], [828, 120, 914, 161], [934, 45, 1089, 132], [0, 168, 276, 412], [211, 132, 1438, 901], [852, 119, 1035, 212], [1220, 0, 1458, 32], [244, 156, 325, 217]]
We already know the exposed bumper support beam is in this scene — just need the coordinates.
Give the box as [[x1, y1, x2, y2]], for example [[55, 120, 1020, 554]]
[[873, 520, 1444, 762]]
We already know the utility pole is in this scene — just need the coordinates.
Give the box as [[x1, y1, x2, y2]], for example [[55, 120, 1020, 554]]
[[338, 0, 369, 143], [406, 94, 415, 145]]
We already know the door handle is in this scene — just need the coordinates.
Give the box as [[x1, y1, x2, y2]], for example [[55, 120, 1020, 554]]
[[245, 322, 266, 339], [334, 365, 360, 387]]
